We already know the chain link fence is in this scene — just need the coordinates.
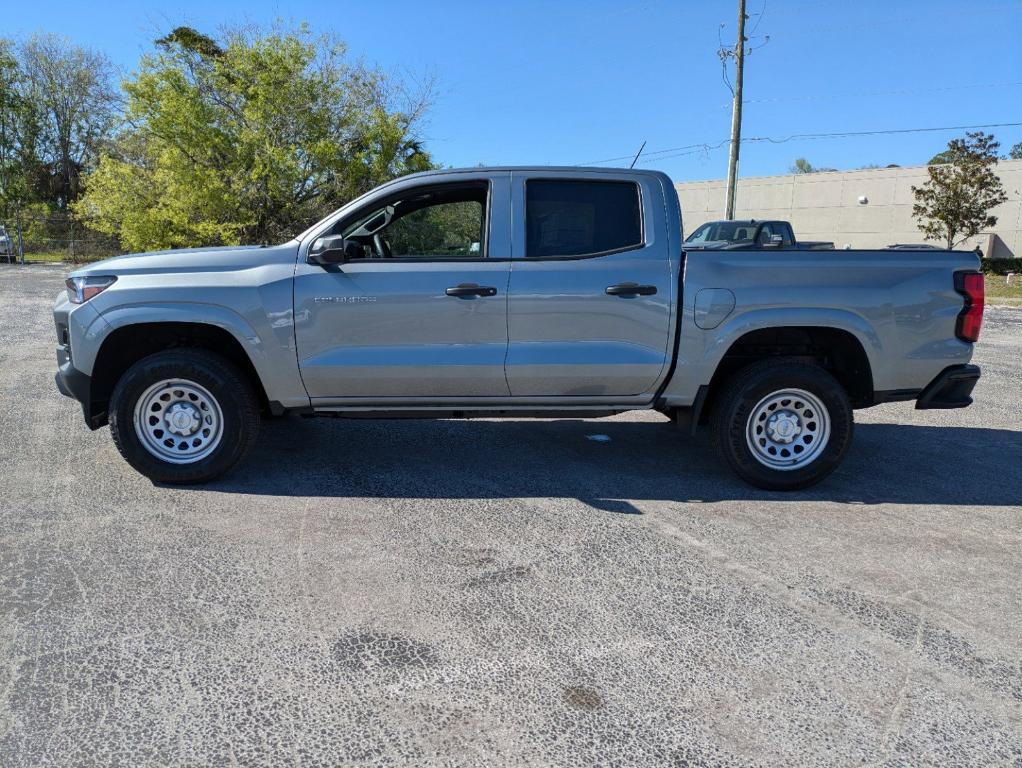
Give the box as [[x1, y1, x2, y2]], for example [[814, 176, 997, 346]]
[[2, 209, 121, 265]]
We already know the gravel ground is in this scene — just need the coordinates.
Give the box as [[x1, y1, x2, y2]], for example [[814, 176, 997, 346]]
[[1, 264, 1020, 767]]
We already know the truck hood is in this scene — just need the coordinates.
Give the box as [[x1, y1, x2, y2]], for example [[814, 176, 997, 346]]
[[69, 242, 301, 277]]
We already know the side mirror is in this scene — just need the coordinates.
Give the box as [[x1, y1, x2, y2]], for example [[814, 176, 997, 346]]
[[310, 235, 361, 264], [763, 234, 784, 248]]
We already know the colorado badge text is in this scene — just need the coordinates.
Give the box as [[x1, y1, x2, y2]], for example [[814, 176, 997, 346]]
[[313, 296, 378, 303]]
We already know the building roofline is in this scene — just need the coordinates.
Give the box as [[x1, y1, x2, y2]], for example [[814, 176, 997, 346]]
[[673, 157, 1022, 186]]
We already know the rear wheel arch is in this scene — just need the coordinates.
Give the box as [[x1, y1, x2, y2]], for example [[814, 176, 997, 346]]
[[90, 322, 271, 420], [700, 326, 874, 424], [710, 357, 854, 490]]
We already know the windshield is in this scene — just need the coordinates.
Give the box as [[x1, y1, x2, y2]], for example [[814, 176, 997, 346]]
[[684, 221, 756, 244]]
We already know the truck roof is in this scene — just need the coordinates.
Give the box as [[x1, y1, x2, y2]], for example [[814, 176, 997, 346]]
[[702, 219, 779, 225], [397, 166, 673, 182], [293, 166, 677, 243]]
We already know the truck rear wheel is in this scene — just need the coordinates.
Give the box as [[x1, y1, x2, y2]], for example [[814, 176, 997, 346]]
[[711, 359, 853, 491], [109, 349, 260, 484]]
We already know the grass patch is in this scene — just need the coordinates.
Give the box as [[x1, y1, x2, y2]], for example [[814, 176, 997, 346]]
[[23, 251, 69, 263], [4, 250, 116, 264], [985, 274, 1022, 304]]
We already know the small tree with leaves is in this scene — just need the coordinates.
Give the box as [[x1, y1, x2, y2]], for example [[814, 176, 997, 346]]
[[790, 157, 837, 174], [911, 132, 1007, 249], [790, 157, 815, 174], [77, 24, 434, 250], [1008, 142, 1022, 160]]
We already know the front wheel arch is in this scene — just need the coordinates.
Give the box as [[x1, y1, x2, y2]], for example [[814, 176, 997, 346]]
[[109, 348, 261, 484], [90, 321, 270, 423]]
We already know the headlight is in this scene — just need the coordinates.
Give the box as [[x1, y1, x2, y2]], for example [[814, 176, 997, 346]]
[[66, 275, 117, 304]]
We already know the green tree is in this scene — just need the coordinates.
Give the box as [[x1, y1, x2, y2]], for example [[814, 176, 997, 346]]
[[790, 157, 815, 174], [1008, 141, 1022, 160], [912, 132, 1007, 249], [76, 25, 434, 251], [385, 201, 483, 257], [0, 39, 30, 220], [790, 157, 837, 174], [19, 34, 119, 209]]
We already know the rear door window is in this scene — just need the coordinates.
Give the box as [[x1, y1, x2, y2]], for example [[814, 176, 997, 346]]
[[526, 180, 642, 258], [756, 223, 795, 247], [757, 223, 776, 245], [781, 223, 794, 246]]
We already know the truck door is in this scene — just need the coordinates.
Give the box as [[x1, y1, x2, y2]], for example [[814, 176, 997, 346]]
[[293, 174, 512, 402], [505, 173, 675, 398]]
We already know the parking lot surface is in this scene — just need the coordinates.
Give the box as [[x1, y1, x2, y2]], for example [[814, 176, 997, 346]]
[[1, 264, 1020, 766]]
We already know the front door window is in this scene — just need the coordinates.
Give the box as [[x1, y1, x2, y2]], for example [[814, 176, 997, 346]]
[[341, 184, 486, 259]]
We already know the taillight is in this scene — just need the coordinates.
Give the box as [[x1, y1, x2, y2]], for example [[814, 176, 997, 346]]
[[954, 271, 984, 343]]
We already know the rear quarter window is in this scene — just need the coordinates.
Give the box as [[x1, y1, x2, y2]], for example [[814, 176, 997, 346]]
[[526, 180, 642, 258]]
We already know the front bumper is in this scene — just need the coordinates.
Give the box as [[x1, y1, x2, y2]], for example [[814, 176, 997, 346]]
[[915, 364, 980, 410], [55, 346, 106, 429]]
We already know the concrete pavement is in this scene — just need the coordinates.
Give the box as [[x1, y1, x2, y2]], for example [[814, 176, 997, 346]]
[[1, 265, 1020, 766]]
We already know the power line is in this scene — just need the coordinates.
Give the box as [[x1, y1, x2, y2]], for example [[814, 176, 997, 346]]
[[649, 142, 732, 163], [747, 121, 1022, 145], [743, 80, 1022, 105], [747, 0, 767, 37], [582, 121, 1022, 166], [629, 140, 647, 169], [584, 141, 727, 166]]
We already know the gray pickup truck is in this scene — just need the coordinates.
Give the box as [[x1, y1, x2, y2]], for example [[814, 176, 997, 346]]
[[684, 219, 834, 250], [53, 167, 983, 490]]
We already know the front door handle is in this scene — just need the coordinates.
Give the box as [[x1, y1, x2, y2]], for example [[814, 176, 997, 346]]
[[606, 282, 657, 297], [446, 283, 497, 298]]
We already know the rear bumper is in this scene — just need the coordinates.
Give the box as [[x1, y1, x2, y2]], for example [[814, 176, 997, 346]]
[[55, 347, 106, 429], [915, 364, 980, 410]]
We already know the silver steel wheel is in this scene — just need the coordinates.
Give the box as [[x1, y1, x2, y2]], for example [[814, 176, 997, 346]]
[[133, 378, 224, 464], [745, 388, 831, 471]]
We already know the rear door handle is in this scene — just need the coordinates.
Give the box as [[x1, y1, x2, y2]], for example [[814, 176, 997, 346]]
[[606, 282, 657, 297], [446, 283, 497, 298]]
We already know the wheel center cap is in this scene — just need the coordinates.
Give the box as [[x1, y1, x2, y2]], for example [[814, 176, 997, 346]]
[[166, 403, 200, 435], [768, 412, 801, 443]]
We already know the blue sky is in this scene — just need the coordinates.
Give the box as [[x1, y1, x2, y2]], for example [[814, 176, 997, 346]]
[[9, 0, 1022, 181]]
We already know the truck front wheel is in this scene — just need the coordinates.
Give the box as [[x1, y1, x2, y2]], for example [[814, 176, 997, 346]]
[[711, 359, 853, 491], [109, 349, 260, 484]]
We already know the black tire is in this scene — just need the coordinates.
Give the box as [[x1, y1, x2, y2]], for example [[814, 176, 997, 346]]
[[711, 359, 853, 491], [109, 349, 260, 484]]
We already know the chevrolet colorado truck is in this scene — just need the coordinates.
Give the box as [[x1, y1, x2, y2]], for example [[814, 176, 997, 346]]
[[53, 167, 983, 490]]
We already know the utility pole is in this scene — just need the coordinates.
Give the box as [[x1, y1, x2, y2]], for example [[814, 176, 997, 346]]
[[724, 0, 747, 220]]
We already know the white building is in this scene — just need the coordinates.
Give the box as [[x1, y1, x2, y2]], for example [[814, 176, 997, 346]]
[[675, 159, 1022, 257]]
